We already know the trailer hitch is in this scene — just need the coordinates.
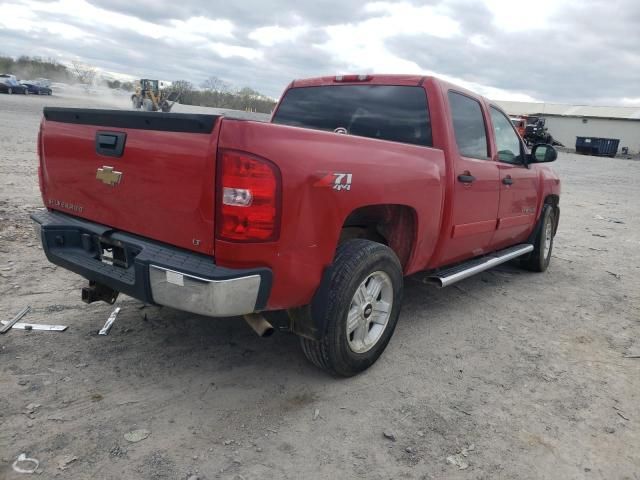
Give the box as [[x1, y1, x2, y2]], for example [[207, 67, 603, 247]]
[[81, 281, 119, 305]]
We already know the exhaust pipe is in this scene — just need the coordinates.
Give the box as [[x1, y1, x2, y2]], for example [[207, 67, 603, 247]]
[[243, 313, 274, 337]]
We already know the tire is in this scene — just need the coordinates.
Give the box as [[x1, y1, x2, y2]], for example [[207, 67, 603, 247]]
[[7, 87, 12, 94], [300, 239, 403, 377], [521, 205, 555, 272]]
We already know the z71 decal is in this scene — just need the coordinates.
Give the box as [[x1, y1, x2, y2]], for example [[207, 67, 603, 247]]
[[314, 172, 353, 191]]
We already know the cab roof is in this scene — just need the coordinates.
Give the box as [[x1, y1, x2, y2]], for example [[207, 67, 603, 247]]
[[291, 74, 429, 88]]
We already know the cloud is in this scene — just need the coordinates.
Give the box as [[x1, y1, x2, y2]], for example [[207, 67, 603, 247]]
[[0, 0, 638, 105], [249, 25, 309, 47], [386, 0, 640, 104]]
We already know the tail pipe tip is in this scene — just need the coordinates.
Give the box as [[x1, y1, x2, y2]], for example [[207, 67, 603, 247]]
[[243, 313, 274, 338]]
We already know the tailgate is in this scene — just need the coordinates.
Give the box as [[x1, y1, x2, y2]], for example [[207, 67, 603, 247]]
[[39, 108, 220, 255]]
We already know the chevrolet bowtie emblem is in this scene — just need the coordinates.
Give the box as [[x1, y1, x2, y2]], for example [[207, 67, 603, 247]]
[[96, 166, 122, 186]]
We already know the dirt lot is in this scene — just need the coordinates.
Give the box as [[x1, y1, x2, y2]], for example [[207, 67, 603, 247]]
[[1, 91, 638, 480]]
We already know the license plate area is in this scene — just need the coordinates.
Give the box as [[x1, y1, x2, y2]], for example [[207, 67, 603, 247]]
[[99, 237, 130, 269]]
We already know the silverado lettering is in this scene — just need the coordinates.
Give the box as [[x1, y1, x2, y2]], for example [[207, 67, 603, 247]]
[[32, 75, 560, 376]]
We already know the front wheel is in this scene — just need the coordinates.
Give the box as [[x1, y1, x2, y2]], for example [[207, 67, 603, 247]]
[[521, 205, 555, 272], [7, 87, 12, 94], [300, 239, 403, 377]]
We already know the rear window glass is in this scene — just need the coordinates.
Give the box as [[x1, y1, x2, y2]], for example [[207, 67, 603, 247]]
[[448, 91, 489, 159], [272, 85, 432, 147]]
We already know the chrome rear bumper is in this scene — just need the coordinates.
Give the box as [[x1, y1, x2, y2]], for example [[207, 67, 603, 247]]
[[149, 265, 261, 317]]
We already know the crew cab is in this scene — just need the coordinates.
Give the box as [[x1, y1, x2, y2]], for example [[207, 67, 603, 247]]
[[31, 74, 560, 376]]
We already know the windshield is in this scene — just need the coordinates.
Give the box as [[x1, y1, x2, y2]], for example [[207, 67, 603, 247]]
[[272, 85, 432, 147]]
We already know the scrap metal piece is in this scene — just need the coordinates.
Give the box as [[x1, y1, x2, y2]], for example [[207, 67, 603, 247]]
[[0, 306, 31, 334], [99, 307, 121, 335], [12, 453, 40, 474], [4, 322, 68, 332]]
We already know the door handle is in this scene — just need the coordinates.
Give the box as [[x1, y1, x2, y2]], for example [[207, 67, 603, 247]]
[[457, 173, 476, 184], [96, 131, 126, 158], [502, 176, 513, 185]]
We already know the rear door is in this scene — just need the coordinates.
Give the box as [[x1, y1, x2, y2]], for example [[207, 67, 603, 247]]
[[438, 91, 500, 265], [489, 106, 539, 249], [40, 108, 220, 255]]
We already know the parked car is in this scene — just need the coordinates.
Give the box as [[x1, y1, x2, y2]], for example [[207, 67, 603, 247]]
[[31, 74, 561, 376], [21, 82, 52, 95], [34, 77, 52, 87], [0, 76, 27, 94]]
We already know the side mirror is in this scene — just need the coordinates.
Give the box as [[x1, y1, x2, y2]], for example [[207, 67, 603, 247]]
[[529, 144, 557, 163]]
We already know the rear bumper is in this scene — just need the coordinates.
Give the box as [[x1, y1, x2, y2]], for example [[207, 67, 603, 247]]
[[31, 210, 272, 317]]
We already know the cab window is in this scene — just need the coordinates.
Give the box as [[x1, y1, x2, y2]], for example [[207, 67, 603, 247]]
[[490, 107, 523, 164], [448, 91, 489, 160], [273, 85, 432, 147]]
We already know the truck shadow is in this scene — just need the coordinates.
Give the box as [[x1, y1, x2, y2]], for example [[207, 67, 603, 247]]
[[87, 261, 533, 381], [73, 260, 547, 425]]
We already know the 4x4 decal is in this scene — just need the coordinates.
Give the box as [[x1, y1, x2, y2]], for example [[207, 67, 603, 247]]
[[314, 172, 353, 191]]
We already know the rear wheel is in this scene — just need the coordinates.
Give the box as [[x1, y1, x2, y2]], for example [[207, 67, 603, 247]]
[[300, 239, 403, 377], [521, 205, 555, 272]]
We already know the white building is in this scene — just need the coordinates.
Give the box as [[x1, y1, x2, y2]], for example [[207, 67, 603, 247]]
[[494, 101, 640, 155]]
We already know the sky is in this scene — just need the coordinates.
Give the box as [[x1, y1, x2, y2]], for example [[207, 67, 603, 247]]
[[0, 0, 638, 105]]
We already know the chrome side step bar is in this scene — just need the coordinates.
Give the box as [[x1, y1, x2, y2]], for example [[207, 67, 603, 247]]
[[428, 244, 534, 288]]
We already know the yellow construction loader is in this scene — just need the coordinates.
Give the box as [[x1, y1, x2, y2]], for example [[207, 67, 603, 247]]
[[130, 79, 178, 112]]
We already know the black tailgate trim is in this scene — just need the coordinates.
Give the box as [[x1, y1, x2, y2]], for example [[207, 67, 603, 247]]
[[43, 107, 219, 133]]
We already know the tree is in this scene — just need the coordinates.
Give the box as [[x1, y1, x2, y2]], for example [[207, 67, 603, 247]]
[[168, 80, 194, 103], [106, 79, 121, 89], [71, 60, 96, 86], [171, 80, 193, 93], [120, 81, 135, 92], [237, 87, 263, 98], [200, 76, 230, 93]]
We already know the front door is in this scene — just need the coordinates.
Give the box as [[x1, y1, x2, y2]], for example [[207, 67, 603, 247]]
[[437, 91, 500, 266], [489, 106, 539, 249]]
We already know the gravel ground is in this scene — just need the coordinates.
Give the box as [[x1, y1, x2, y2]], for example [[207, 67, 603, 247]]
[[1, 91, 639, 479]]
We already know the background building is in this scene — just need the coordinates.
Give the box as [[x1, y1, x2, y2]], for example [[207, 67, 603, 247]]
[[495, 101, 640, 155]]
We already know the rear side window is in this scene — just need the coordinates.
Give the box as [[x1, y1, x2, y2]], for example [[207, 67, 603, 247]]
[[272, 85, 432, 147], [448, 91, 488, 159]]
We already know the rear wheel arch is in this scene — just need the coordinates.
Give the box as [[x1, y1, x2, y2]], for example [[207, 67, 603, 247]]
[[288, 204, 416, 343], [338, 204, 417, 270]]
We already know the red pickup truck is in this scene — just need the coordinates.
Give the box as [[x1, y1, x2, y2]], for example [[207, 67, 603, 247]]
[[32, 74, 560, 376]]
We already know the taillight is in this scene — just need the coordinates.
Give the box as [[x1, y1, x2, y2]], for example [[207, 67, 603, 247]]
[[216, 149, 281, 242]]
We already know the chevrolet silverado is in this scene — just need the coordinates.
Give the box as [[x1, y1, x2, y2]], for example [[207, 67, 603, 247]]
[[31, 74, 560, 376]]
